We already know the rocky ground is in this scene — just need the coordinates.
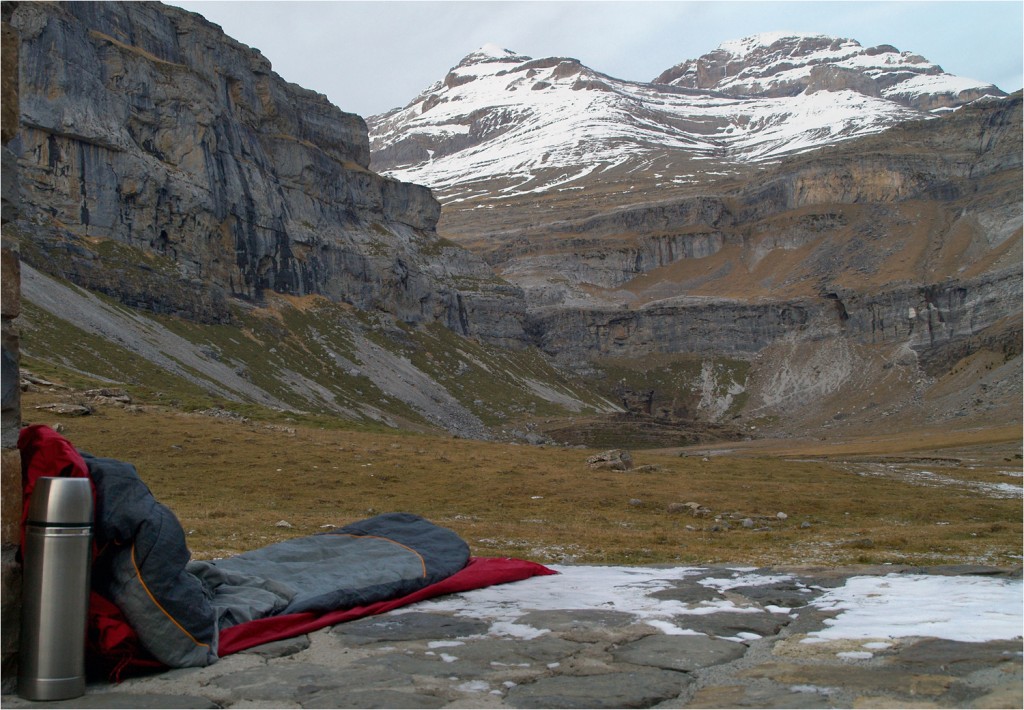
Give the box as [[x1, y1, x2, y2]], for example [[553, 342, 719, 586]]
[[4, 564, 1020, 709]]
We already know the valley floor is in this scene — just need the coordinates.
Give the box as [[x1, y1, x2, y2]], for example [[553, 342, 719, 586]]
[[8, 385, 1021, 708], [18, 386, 1022, 569], [662, 423, 1023, 503]]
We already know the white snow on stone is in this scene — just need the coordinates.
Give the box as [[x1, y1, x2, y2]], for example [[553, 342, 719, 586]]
[[403, 566, 1023, 644], [789, 684, 834, 696], [863, 641, 893, 649], [409, 565, 711, 635], [455, 680, 491, 693], [489, 620, 548, 640], [837, 650, 874, 660], [806, 574, 1024, 643], [427, 640, 465, 649], [698, 571, 795, 590]]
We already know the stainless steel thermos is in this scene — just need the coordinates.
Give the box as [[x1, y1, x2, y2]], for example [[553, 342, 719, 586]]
[[18, 476, 93, 701]]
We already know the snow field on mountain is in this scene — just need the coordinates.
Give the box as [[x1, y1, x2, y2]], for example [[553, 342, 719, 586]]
[[376, 56, 730, 186], [884, 72, 1005, 100], [370, 33, 1006, 199], [373, 44, 947, 197]]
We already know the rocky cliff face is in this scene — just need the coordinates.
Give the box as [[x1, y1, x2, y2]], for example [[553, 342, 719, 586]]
[[9, 1, 525, 345], [473, 92, 1022, 434], [457, 94, 1020, 306], [371, 37, 1019, 371], [529, 269, 1021, 365]]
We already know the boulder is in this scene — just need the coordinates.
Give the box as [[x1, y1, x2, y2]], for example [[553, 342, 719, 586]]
[[586, 449, 633, 471]]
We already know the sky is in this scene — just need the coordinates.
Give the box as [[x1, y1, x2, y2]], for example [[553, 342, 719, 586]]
[[408, 565, 1024, 645], [168, 1, 1024, 118]]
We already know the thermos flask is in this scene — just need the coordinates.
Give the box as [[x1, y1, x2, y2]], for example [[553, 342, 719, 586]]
[[18, 476, 93, 701]]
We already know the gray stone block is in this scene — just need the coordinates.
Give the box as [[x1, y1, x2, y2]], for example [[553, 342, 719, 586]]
[[331, 611, 489, 644], [672, 610, 791, 638], [0, 692, 218, 708], [304, 688, 447, 709], [506, 668, 691, 708], [515, 608, 638, 631], [612, 633, 747, 671], [236, 633, 310, 658]]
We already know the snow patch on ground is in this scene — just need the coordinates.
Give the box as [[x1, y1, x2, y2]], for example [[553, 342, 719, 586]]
[[840, 462, 1024, 499], [805, 574, 1023, 643], [405, 566, 1023, 643]]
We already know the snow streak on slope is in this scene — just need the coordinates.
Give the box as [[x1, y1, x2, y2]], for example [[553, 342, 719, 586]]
[[369, 35, 1003, 200]]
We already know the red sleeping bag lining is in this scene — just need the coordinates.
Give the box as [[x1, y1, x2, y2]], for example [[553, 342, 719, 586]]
[[18, 424, 556, 680]]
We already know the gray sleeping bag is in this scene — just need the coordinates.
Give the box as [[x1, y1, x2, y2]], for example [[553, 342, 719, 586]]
[[188, 514, 472, 629], [84, 453, 470, 668]]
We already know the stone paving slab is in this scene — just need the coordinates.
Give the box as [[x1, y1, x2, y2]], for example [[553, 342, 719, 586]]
[[2, 565, 1020, 709], [505, 668, 691, 708], [611, 634, 747, 672]]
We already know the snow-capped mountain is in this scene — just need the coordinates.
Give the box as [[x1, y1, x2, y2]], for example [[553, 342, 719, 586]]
[[368, 35, 1005, 202], [655, 32, 1003, 112]]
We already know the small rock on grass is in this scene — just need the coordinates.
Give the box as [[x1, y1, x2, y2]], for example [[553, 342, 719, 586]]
[[586, 449, 633, 471]]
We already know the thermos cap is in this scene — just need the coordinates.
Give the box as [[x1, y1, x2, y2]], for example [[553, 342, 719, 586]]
[[27, 478, 93, 526]]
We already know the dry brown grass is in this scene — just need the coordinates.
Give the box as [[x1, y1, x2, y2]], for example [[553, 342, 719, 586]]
[[22, 390, 1021, 569]]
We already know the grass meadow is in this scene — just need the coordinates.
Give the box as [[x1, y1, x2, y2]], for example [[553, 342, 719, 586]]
[[24, 390, 1021, 569]]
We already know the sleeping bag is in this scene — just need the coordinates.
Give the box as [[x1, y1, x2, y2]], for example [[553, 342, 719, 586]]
[[18, 425, 554, 676], [84, 450, 219, 667]]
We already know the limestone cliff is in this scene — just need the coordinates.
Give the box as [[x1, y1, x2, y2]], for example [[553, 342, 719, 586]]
[[455, 94, 1022, 373], [9, 1, 525, 345], [528, 269, 1022, 366]]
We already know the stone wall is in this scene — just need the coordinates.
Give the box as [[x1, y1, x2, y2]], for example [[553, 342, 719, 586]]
[[1, 2, 21, 693]]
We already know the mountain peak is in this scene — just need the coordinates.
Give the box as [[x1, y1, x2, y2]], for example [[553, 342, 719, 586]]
[[458, 44, 530, 67], [370, 31, 1006, 201], [653, 33, 1004, 110], [716, 32, 858, 57], [477, 42, 517, 59]]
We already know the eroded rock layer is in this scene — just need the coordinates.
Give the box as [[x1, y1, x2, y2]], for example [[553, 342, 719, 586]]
[[464, 94, 1024, 370]]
